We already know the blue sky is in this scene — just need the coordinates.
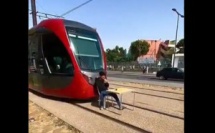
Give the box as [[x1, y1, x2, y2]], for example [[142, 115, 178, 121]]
[[28, 0, 184, 51]]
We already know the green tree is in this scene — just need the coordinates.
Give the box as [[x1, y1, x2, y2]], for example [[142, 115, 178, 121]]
[[170, 40, 176, 44], [176, 38, 184, 47], [126, 49, 135, 61], [106, 48, 114, 62], [176, 38, 184, 53], [105, 46, 127, 62], [129, 40, 150, 61], [165, 47, 175, 59]]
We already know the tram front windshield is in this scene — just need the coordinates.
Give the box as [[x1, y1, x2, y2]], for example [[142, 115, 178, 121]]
[[67, 29, 104, 72]]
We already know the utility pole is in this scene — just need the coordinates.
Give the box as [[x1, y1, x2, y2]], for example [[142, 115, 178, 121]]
[[154, 40, 157, 68], [31, 0, 37, 26], [172, 8, 184, 68]]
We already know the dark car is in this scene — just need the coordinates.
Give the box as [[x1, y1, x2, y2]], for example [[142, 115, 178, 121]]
[[156, 68, 184, 80]]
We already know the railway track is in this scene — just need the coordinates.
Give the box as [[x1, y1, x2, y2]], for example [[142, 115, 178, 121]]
[[29, 78, 184, 132], [110, 82, 184, 95], [108, 78, 183, 88], [29, 89, 184, 133], [109, 81, 184, 100], [108, 80, 184, 119]]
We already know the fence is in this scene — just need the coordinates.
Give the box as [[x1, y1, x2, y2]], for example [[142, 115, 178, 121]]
[[107, 58, 173, 73], [107, 62, 165, 73]]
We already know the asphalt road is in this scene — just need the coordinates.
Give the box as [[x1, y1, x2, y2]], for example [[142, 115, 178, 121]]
[[107, 71, 184, 88]]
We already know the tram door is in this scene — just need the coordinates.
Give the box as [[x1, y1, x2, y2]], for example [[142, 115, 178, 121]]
[[41, 30, 75, 89], [28, 34, 42, 90]]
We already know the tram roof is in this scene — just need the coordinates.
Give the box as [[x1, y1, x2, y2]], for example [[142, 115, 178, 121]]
[[29, 19, 96, 33]]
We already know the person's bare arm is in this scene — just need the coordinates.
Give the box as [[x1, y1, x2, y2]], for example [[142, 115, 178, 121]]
[[104, 79, 109, 89], [104, 79, 108, 83]]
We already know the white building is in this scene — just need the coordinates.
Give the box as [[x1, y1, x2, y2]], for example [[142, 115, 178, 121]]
[[172, 53, 184, 70], [168, 44, 184, 70]]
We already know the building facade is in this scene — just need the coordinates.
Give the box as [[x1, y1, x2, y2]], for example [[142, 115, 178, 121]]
[[137, 40, 162, 64], [137, 40, 184, 69], [137, 40, 169, 65]]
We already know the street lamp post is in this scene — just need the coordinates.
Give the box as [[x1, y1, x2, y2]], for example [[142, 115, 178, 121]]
[[172, 8, 184, 68], [154, 40, 157, 68]]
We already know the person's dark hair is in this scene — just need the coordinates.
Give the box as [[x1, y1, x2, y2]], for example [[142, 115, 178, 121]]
[[99, 71, 106, 76]]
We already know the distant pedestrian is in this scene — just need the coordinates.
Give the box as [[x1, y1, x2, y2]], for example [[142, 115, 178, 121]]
[[121, 66, 124, 73]]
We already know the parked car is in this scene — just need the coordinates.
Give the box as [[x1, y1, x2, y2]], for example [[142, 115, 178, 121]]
[[156, 67, 184, 80]]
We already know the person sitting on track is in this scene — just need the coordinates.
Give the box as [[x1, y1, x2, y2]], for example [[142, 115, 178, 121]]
[[95, 71, 122, 110]]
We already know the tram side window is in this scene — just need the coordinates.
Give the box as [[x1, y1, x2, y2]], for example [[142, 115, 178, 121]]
[[42, 32, 74, 75]]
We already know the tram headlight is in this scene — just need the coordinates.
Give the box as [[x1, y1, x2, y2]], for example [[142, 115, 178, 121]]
[[82, 74, 89, 82], [82, 73, 93, 84]]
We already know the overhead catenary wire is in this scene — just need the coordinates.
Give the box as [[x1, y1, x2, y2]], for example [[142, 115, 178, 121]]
[[29, 0, 93, 25], [29, 9, 63, 18], [60, 0, 93, 17]]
